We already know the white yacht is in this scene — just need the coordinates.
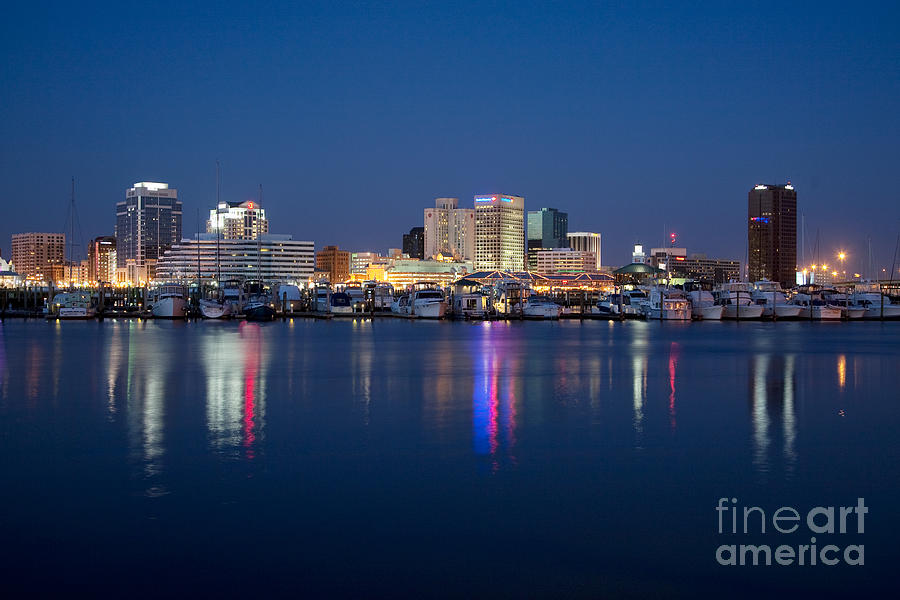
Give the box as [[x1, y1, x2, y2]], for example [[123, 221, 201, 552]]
[[48, 292, 95, 319], [150, 284, 188, 319], [715, 282, 764, 320], [790, 287, 842, 320], [823, 290, 865, 320], [522, 296, 562, 319], [597, 290, 648, 316], [365, 282, 394, 311], [343, 285, 366, 312], [410, 288, 447, 318], [850, 283, 900, 319], [751, 280, 802, 319], [329, 291, 354, 314], [686, 289, 723, 320], [390, 294, 411, 316], [647, 288, 691, 320]]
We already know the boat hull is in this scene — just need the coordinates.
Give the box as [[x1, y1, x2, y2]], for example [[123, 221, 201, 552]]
[[52, 307, 96, 320], [721, 305, 764, 320], [863, 305, 900, 320], [523, 304, 561, 319], [151, 297, 187, 319], [649, 307, 692, 320], [244, 304, 276, 322], [200, 301, 232, 319], [693, 305, 723, 320], [412, 301, 447, 318], [797, 306, 842, 320]]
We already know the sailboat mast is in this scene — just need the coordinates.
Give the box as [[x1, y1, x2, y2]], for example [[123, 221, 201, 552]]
[[257, 184, 263, 280], [216, 161, 222, 287]]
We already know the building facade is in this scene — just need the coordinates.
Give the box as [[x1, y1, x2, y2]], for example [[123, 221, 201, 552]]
[[474, 194, 525, 271], [527, 208, 568, 268], [402, 227, 424, 259], [316, 245, 351, 283], [115, 182, 182, 277], [207, 200, 269, 240], [534, 248, 597, 275], [88, 236, 117, 283], [423, 198, 474, 260], [748, 183, 797, 287], [567, 232, 602, 272], [668, 255, 741, 283], [155, 235, 315, 283], [10, 232, 66, 280]]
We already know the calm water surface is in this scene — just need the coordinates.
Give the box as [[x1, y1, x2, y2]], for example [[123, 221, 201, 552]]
[[1, 319, 897, 596]]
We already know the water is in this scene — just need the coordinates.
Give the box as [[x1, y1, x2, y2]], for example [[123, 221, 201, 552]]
[[1, 318, 897, 596]]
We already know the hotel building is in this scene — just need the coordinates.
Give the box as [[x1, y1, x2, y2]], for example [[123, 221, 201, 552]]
[[207, 200, 269, 240], [534, 248, 597, 275], [88, 236, 117, 283], [474, 194, 525, 271], [423, 198, 474, 260], [316, 245, 351, 283]]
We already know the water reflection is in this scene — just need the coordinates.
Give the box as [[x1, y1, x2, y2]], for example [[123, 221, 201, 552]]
[[472, 327, 518, 472], [837, 354, 846, 389], [631, 326, 649, 448], [749, 353, 798, 480], [0, 322, 6, 401], [204, 322, 268, 459], [667, 342, 679, 432]]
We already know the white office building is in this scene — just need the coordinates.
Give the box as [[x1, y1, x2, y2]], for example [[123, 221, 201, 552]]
[[208, 200, 269, 240], [535, 248, 598, 275], [156, 234, 315, 283]]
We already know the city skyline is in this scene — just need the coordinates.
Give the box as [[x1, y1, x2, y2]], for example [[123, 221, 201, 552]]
[[2, 3, 899, 270]]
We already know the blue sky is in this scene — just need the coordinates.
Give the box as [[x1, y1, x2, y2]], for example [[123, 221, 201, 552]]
[[2, 1, 899, 270]]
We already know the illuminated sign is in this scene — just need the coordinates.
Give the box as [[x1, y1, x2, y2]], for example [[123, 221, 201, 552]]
[[501, 197, 513, 202], [675, 256, 685, 261], [474, 196, 495, 202], [750, 217, 770, 224]]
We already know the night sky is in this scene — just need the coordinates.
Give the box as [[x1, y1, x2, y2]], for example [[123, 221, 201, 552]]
[[2, 1, 899, 270]]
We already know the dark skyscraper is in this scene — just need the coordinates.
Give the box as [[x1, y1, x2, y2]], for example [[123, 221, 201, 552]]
[[115, 182, 182, 277], [527, 207, 568, 269], [403, 226, 424, 259], [748, 184, 797, 287]]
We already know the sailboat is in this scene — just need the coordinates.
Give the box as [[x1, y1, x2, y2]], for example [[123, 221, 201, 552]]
[[243, 184, 276, 322], [201, 161, 232, 319]]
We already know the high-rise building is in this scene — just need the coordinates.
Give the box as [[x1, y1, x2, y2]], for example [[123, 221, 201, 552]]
[[207, 200, 269, 240], [668, 254, 741, 283], [88, 236, 117, 283], [748, 184, 797, 287], [423, 198, 474, 260], [527, 208, 569, 266], [402, 227, 424, 259], [567, 232, 602, 271], [316, 245, 351, 283], [11, 232, 66, 280], [115, 182, 182, 278], [474, 194, 525, 271]]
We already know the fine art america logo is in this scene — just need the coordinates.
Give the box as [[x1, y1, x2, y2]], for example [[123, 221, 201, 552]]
[[715, 497, 866, 566]]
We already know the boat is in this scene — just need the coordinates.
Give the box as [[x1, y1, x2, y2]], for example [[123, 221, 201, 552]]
[[365, 282, 394, 311], [150, 284, 188, 319], [850, 283, 900, 320], [789, 286, 842, 320], [647, 288, 691, 320], [714, 282, 764, 320], [48, 291, 96, 319], [314, 283, 331, 312], [329, 292, 354, 314], [597, 289, 648, 317], [390, 294, 411, 316], [522, 295, 562, 319], [273, 284, 303, 313], [410, 283, 447, 318], [452, 289, 490, 319], [678, 281, 722, 320], [199, 297, 232, 319], [751, 280, 802, 319], [822, 290, 865, 320], [343, 285, 366, 312], [243, 281, 276, 321]]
